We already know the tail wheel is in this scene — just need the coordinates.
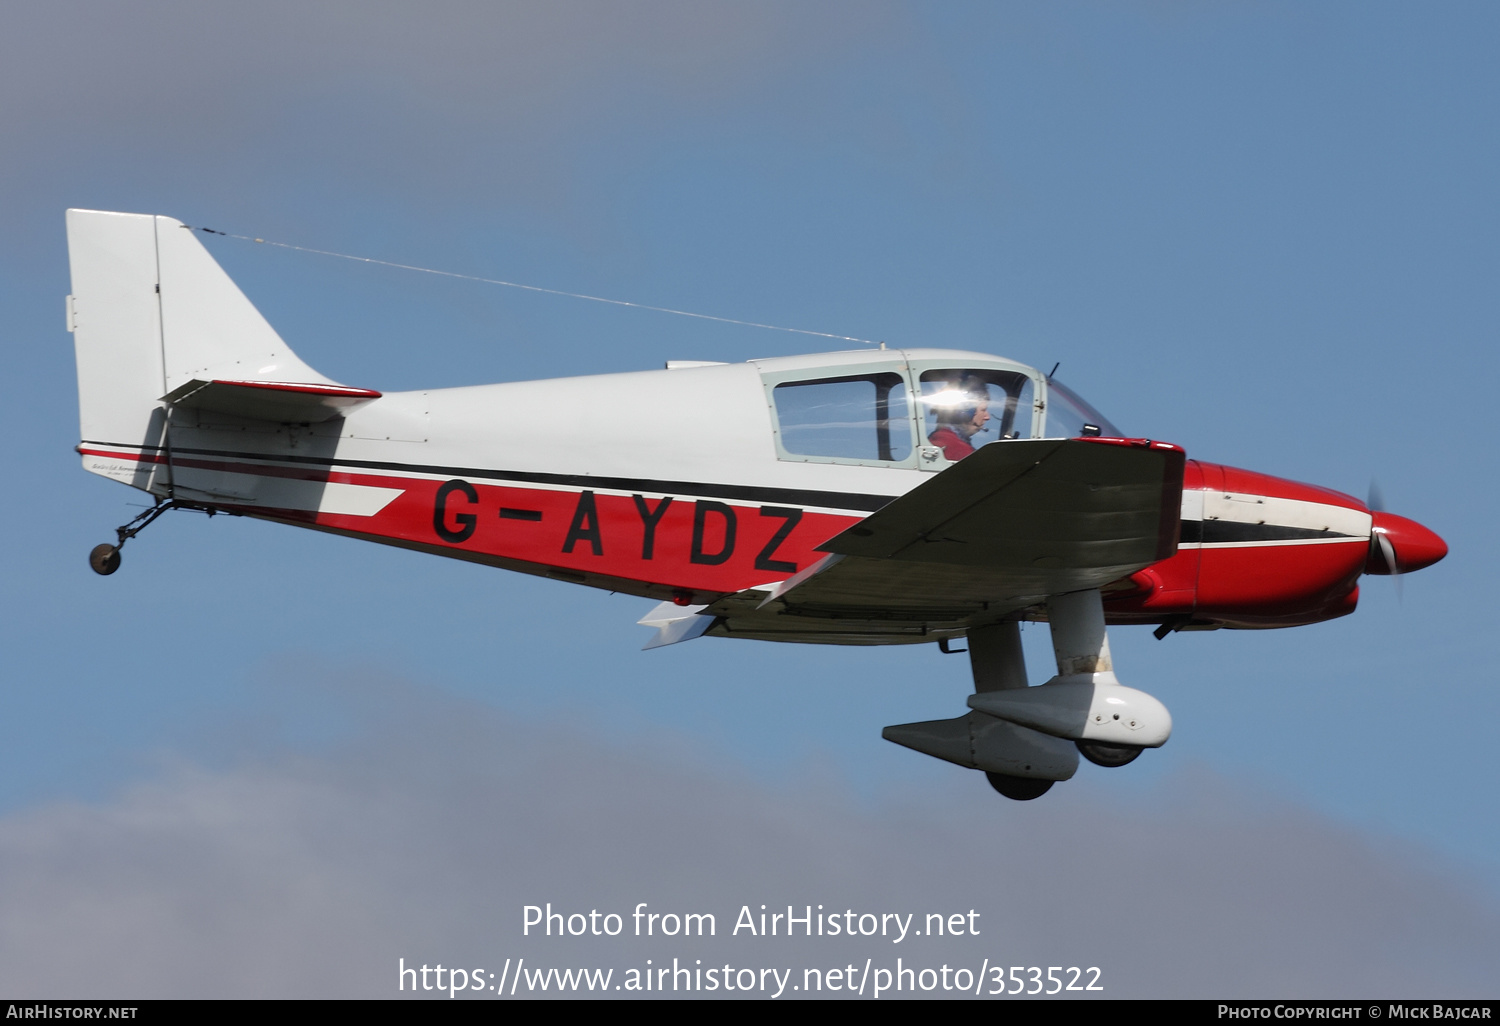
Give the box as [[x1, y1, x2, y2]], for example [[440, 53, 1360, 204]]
[[985, 772, 1053, 800], [1076, 740, 1143, 767], [89, 544, 121, 576]]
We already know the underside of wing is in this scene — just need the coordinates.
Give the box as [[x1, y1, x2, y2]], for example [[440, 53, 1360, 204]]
[[701, 438, 1185, 644]]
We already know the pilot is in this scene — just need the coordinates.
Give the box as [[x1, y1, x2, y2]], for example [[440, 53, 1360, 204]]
[[927, 376, 991, 461]]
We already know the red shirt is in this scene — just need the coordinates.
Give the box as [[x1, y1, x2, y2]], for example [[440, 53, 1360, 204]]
[[928, 428, 975, 461]]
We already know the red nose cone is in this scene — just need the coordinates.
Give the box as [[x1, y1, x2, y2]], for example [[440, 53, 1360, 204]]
[[1367, 512, 1448, 575]]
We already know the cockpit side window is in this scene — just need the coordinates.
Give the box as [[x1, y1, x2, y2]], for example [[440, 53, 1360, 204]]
[[772, 372, 913, 462], [918, 368, 1035, 461]]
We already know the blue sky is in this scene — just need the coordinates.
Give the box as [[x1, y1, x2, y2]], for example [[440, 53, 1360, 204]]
[[0, 1, 1496, 997]]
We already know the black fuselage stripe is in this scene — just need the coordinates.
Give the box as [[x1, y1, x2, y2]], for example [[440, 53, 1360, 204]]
[[1179, 520, 1359, 544], [81, 442, 1370, 538], [82, 440, 897, 513]]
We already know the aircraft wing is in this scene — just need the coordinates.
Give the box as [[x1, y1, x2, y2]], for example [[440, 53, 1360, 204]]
[[699, 438, 1185, 644]]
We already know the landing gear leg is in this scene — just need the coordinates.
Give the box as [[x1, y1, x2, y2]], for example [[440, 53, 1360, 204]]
[[88, 498, 222, 576], [968, 622, 1075, 800], [881, 623, 1080, 796], [1046, 588, 1166, 765]]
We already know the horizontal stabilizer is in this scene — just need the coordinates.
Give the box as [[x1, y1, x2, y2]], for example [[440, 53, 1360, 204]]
[[638, 602, 715, 650], [162, 379, 382, 423]]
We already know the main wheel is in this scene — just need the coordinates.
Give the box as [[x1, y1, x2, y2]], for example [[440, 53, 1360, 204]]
[[89, 543, 121, 576], [985, 772, 1053, 801], [1076, 740, 1143, 767]]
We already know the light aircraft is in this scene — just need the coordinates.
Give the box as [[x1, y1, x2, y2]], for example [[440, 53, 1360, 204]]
[[64, 209, 1448, 800]]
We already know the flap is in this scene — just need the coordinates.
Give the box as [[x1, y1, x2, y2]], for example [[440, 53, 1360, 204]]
[[162, 379, 382, 422]]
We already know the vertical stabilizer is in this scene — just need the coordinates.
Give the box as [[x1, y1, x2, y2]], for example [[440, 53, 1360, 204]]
[[66, 209, 338, 490], [152, 215, 334, 392]]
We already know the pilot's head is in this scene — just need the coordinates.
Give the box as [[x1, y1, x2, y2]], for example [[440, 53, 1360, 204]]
[[934, 375, 992, 439]]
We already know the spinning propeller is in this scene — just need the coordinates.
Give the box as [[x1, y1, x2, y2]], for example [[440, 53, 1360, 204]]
[[1364, 480, 1448, 600]]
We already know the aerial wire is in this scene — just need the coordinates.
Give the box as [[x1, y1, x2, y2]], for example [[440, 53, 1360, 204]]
[[182, 224, 880, 346]]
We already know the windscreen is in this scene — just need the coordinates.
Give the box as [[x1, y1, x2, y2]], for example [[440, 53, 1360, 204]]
[[1044, 379, 1123, 439]]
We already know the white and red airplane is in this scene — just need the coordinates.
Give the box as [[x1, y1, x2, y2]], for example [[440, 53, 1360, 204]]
[[65, 209, 1447, 799]]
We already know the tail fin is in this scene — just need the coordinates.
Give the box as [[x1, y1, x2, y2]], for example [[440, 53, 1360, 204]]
[[66, 209, 340, 487]]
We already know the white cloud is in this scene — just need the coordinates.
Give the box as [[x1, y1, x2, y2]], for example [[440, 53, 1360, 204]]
[[0, 672, 1493, 998]]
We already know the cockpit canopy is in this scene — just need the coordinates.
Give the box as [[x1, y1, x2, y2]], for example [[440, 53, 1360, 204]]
[[758, 349, 1121, 468], [1042, 377, 1123, 441]]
